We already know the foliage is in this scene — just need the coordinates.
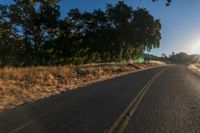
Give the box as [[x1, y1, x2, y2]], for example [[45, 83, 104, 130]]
[[169, 52, 200, 64], [0, 1, 161, 66], [152, 0, 172, 6]]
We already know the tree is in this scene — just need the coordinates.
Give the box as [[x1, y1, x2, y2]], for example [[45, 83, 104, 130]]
[[152, 0, 172, 6], [106, 2, 161, 60], [9, 0, 60, 64], [0, 1, 162, 66], [161, 53, 167, 60], [169, 52, 190, 63], [0, 4, 22, 66]]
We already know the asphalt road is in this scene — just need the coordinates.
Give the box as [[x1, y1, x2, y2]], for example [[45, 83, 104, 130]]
[[0, 65, 200, 133]]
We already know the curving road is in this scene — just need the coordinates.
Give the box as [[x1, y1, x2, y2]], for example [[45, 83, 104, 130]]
[[0, 65, 200, 133]]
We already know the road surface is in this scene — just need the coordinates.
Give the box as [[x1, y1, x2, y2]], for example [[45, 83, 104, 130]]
[[0, 65, 200, 133]]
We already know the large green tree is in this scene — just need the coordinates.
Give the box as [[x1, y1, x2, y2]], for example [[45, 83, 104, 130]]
[[0, 0, 162, 66], [9, 0, 60, 64], [0, 4, 22, 66], [106, 1, 161, 60]]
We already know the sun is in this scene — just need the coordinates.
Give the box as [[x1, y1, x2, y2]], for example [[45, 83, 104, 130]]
[[191, 40, 200, 54]]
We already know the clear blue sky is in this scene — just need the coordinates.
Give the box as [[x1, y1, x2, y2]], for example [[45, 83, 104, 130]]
[[1, 0, 200, 56]]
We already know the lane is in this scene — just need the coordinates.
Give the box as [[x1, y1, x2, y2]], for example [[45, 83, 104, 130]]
[[108, 69, 165, 133], [0, 66, 166, 133], [126, 65, 200, 133]]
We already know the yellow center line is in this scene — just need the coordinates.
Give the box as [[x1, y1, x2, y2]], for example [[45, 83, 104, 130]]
[[107, 69, 165, 133], [9, 68, 165, 133]]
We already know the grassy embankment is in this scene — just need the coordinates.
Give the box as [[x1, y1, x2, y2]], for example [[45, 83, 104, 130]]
[[0, 61, 165, 112], [188, 64, 200, 76]]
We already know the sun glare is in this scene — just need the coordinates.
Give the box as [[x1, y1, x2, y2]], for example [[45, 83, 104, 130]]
[[191, 40, 200, 54]]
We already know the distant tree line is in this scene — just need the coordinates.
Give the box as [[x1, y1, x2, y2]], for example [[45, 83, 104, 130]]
[[144, 53, 162, 61], [169, 52, 200, 64], [0, 0, 161, 66]]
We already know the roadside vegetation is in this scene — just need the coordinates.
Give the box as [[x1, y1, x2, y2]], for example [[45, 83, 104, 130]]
[[169, 52, 200, 64], [164, 52, 200, 76], [0, 1, 161, 66], [188, 64, 200, 76], [0, 61, 165, 112], [0, 0, 165, 111]]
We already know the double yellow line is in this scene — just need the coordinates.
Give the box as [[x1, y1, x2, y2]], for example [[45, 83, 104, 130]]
[[107, 69, 165, 133]]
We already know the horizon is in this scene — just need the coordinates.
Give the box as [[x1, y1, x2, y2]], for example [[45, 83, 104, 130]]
[[1, 0, 200, 56]]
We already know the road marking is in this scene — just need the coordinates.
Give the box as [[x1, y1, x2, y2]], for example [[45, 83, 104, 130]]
[[107, 69, 165, 133], [9, 67, 166, 133]]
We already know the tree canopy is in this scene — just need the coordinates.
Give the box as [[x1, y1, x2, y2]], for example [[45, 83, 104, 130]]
[[169, 52, 200, 64], [0, 1, 161, 66]]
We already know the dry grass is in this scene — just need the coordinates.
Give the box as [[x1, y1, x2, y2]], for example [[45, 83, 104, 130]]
[[0, 61, 165, 112], [188, 64, 200, 76], [149, 60, 167, 65]]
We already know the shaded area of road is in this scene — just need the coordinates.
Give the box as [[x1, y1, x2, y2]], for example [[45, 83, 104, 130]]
[[0, 65, 200, 133]]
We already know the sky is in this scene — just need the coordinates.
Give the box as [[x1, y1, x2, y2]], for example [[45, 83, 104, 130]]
[[1, 0, 200, 56]]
